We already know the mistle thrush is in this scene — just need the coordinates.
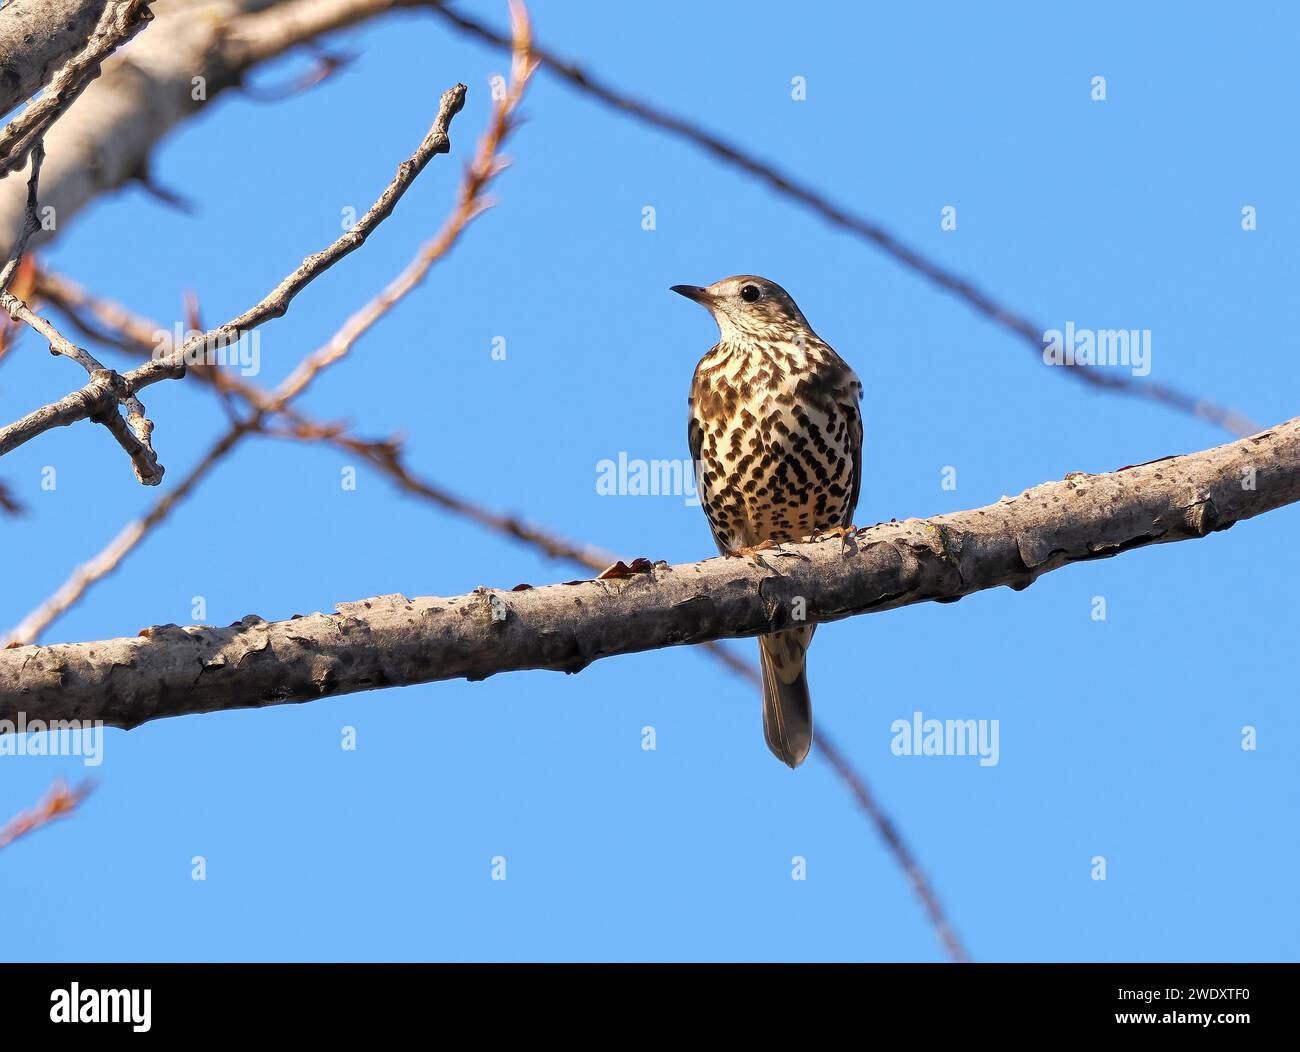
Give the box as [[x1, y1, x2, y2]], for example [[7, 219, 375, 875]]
[[673, 275, 863, 768]]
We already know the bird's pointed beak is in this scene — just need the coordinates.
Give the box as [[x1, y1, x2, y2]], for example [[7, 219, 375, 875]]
[[670, 284, 711, 305]]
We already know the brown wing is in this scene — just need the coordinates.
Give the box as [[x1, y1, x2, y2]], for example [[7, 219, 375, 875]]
[[840, 377, 863, 527], [795, 341, 864, 531], [688, 359, 732, 556]]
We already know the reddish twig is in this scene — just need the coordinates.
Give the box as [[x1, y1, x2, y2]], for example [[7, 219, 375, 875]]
[[0, 779, 94, 851]]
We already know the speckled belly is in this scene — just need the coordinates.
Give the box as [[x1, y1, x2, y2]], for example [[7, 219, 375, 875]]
[[694, 391, 855, 549]]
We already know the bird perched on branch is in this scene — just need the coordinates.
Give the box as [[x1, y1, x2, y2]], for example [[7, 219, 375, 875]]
[[673, 276, 863, 768]]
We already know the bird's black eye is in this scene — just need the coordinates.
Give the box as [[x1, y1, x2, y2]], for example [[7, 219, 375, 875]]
[[740, 284, 760, 303]]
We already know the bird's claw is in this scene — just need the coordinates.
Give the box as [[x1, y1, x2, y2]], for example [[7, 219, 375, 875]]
[[808, 524, 860, 554], [727, 539, 781, 564]]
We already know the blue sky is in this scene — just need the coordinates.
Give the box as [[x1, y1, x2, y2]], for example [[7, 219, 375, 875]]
[[1, 0, 1296, 961]]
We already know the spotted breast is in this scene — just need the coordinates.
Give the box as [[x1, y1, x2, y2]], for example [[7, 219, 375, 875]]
[[688, 336, 862, 551]]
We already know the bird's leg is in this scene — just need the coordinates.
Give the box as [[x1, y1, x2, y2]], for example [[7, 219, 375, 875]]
[[807, 524, 860, 555]]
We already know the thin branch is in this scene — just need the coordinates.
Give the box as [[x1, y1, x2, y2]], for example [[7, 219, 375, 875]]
[[426, 2, 1260, 438], [1, 139, 160, 480], [17, 256, 633, 561], [0, 81, 468, 474], [654, 614, 969, 961], [0, 254, 37, 365], [31, 266, 187, 357], [0, 140, 45, 291], [0, 478, 23, 515], [222, 0, 413, 67], [6, 415, 1297, 723], [814, 729, 969, 962], [135, 84, 470, 398], [0, 0, 152, 181], [268, 12, 535, 412], [2, 423, 247, 647], [0, 779, 94, 851], [237, 50, 358, 104]]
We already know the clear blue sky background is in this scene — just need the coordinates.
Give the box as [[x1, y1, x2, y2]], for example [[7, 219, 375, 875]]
[[2, 1, 1296, 962]]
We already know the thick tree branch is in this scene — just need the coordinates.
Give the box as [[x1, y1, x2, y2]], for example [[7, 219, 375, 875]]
[[0, 1, 110, 117], [0, 0, 153, 181], [4, 417, 1297, 726]]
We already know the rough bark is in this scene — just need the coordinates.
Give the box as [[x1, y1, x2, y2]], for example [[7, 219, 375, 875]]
[[0, 0, 153, 182], [0, 0, 110, 118], [3, 417, 1297, 729]]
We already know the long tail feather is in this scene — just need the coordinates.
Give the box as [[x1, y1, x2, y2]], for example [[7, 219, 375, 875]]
[[758, 628, 814, 767]]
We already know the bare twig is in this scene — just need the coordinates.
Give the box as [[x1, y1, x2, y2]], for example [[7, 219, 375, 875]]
[[814, 730, 969, 961], [0, 253, 37, 364], [0, 139, 161, 481], [269, 13, 535, 412], [0, 141, 45, 291], [239, 49, 358, 104], [682, 632, 967, 960], [0, 478, 23, 515], [0, 779, 94, 851], [30, 267, 165, 355]]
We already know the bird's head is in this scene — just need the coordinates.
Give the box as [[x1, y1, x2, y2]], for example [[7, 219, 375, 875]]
[[671, 275, 811, 343]]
